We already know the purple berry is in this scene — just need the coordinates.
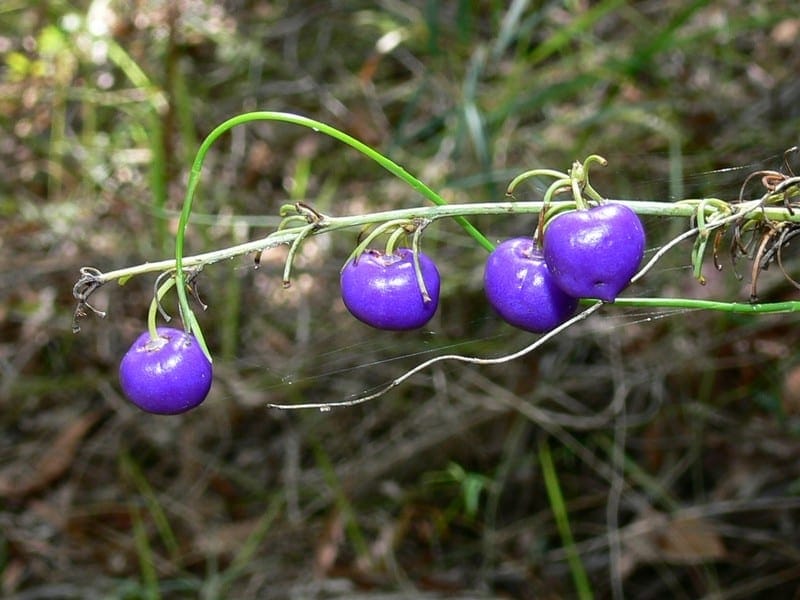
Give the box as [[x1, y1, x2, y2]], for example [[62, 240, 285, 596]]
[[340, 248, 440, 330], [543, 203, 645, 302], [119, 327, 212, 415], [484, 237, 579, 333]]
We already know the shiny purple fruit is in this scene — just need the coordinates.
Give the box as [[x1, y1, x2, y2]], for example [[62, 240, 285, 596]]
[[119, 327, 212, 415], [543, 203, 645, 302], [340, 248, 440, 330], [484, 237, 579, 333]]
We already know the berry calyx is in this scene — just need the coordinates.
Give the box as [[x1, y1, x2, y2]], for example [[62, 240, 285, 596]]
[[119, 327, 212, 415], [340, 247, 440, 330], [543, 203, 645, 302], [484, 237, 579, 332]]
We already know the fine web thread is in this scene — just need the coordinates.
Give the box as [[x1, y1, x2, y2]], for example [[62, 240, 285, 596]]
[[265, 157, 798, 409], [262, 305, 698, 407], [268, 212, 701, 409]]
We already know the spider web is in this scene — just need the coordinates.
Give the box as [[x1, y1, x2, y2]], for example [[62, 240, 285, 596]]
[[222, 151, 796, 409]]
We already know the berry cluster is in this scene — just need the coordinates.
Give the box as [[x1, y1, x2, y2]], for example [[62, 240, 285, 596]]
[[339, 203, 645, 334], [486, 203, 646, 332]]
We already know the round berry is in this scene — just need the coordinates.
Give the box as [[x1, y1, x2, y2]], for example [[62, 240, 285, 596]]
[[543, 203, 645, 302], [484, 237, 579, 333], [119, 327, 212, 415], [340, 248, 440, 330]]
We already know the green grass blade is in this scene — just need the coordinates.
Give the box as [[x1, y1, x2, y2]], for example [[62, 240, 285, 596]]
[[539, 436, 593, 600]]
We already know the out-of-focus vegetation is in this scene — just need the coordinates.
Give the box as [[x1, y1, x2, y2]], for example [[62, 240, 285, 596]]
[[2, 1, 800, 598]]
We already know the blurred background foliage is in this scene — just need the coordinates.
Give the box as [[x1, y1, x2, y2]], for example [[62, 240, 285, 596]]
[[2, 1, 800, 598]]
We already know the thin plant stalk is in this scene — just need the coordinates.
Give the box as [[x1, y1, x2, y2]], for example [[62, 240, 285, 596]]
[[538, 436, 594, 600]]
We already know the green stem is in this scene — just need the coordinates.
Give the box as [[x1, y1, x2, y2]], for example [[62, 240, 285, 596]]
[[75, 195, 800, 334], [571, 175, 587, 210], [146, 275, 176, 342], [91, 197, 797, 281], [174, 111, 495, 353], [506, 168, 569, 195], [610, 297, 800, 313], [281, 224, 317, 287], [538, 436, 593, 600], [343, 219, 412, 269], [385, 226, 407, 256], [411, 223, 432, 303]]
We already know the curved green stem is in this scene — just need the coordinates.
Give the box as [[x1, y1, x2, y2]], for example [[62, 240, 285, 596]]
[[538, 178, 575, 242], [174, 111, 494, 355], [690, 198, 735, 283], [542, 179, 573, 207], [282, 223, 317, 287], [411, 222, 432, 303], [583, 154, 608, 170], [384, 226, 407, 256], [506, 168, 570, 196], [571, 175, 587, 210], [342, 219, 412, 270], [147, 275, 176, 342]]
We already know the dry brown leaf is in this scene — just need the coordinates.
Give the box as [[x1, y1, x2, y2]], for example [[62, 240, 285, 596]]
[[0, 411, 101, 499], [194, 517, 265, 557], [657, 516, 727, 563], [624, 511, 726, 570]]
